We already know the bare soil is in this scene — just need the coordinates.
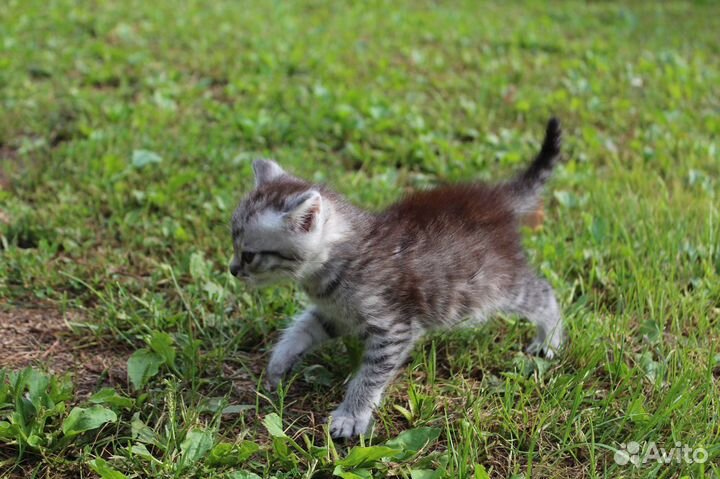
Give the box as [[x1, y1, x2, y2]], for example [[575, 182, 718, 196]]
[[0, 145, 17, 190], [0, 303, 130, 398]]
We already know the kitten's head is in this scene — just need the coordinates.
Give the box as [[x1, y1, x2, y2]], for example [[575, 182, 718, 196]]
[[229, 160, 329, 286]]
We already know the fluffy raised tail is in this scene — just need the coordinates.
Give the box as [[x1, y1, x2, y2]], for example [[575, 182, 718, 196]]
[[507, 118, 562, 216]]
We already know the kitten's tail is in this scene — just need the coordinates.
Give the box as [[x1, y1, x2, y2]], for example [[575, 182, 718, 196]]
[[507, 117, 562, 216]]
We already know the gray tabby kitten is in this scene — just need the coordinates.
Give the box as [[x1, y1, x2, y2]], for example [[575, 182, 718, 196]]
[[230, 118, 565, 438]]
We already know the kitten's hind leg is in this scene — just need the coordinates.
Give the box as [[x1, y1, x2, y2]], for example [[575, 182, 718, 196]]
[[265, 307, 336, 390], [504, 277, 564, 359]]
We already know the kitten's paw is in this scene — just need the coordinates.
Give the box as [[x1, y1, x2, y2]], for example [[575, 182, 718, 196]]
[[526, 338, 545, 357], [265, 360, 291, 391], [328, 408, 372, 439], [264, 373, 281, 391], [526, 337, 561, 359]]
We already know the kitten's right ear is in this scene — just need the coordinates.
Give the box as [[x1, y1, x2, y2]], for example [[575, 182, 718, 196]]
[[252, 159, 285, 187], [283, 190, 322, 233]]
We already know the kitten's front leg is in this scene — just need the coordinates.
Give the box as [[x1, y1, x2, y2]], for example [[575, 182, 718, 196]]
[[329, 324, 416, 438], [266, 307, 335, 390]]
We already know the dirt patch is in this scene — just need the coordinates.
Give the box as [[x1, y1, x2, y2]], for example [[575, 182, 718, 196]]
[[0, 145, 18, 190], [0, 304, 130, 398]]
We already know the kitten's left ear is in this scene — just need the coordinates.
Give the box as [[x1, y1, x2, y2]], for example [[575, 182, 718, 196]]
[[284, 190, 322, 232], [253, 159, 285, 187]]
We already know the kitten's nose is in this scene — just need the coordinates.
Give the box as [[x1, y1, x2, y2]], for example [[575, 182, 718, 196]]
[[229, 261, 241, 276]]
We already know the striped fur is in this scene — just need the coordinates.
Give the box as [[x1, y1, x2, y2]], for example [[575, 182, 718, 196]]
[[230, 119, 565, 438]]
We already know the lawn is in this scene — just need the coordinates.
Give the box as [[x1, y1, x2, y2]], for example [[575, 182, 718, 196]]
[[1, 0, 719, 477]]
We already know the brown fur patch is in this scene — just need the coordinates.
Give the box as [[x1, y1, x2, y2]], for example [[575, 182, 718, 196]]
[[385, 183, 514, 227]]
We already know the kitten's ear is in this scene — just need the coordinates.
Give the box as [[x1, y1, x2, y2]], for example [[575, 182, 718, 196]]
[[253, 159, 285, 187], [283, 190, 322, 232]]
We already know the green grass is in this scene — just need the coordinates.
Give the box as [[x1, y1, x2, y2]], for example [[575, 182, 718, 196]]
[[1, 0, 719, 477]]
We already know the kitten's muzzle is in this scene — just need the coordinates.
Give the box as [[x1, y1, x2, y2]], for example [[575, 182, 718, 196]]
[[229, 258, 244, 277], [229, 262, 240, 277], [230, 251, 256, 277]]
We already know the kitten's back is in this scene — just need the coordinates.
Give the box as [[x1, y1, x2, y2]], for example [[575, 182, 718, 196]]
[[353, 116, 563, 324], [383, 182, 515, 231]]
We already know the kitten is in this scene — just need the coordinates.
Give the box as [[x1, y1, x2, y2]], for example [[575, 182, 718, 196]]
[[230, 118, 565, 438]]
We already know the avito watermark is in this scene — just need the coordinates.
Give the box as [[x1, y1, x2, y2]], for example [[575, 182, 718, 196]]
[[614, 441, 707, 466]]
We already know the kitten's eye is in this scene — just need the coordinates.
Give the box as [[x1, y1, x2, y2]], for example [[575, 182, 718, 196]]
[[241, 251, 256, 264], [261, 250, 297, 262]]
